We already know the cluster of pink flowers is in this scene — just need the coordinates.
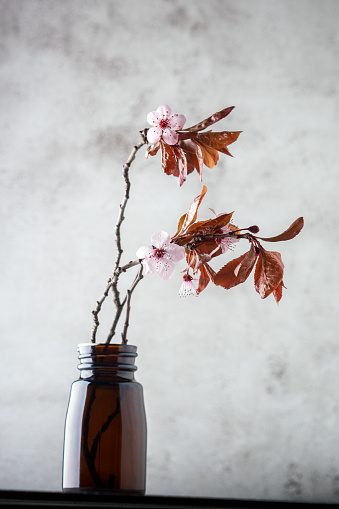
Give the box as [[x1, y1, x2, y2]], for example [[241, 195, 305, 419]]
[[136, 230, 199, 297], [91, 103, 303, 349], [136, 222, 239, 297], [136, 104, 303, 302]]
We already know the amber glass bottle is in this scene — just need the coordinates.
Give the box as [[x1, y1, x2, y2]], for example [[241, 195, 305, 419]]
[[62, 343, 147, 495]]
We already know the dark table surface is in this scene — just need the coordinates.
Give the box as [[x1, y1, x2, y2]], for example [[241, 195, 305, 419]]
[[0, 490, 338, 508]]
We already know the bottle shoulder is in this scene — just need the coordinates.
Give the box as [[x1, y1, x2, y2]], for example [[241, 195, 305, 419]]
[[71, 378, 143, 388]]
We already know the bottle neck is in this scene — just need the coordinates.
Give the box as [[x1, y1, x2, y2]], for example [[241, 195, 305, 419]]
[[77, 343, 138, 381]]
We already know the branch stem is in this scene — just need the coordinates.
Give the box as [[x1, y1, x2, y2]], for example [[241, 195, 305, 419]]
[[91, 129, 148, 344], [111, 130, 148, 312], [121, 264, 144, 345]]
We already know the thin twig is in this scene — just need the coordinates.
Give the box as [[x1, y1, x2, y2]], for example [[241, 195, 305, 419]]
[[91, 259, 142, 343], [104, 294, 127, 345], [121, 264, 144, 345], [90, 129, 147, 343], [91, 277, 113, 343], [104, 260, 142, 344], [115, 259, 141, 276], [111, 129, 148, 312]]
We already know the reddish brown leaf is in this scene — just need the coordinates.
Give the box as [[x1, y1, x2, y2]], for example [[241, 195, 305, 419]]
[[195, 242, 222, 264], [195, 131, 242, 154], [185, 250, 195, 269], [161, 142, 179, 177], [182, 151, 198, 177], [257, 217, 304, 243], [185, 212, 234, 237], [175, 213, 187, 238], [184, 106, 235, 132], [184, 247, 218, 275], [174, 229, 219, 251], [273, 280, 285, 305], [179, 139, 204, 178], [254, 248, 284, 299], [145, 143, 160, 157], [214, 244, 257, 289], [173, 212, 234, 252], [172, 186, 207, 238], [194, 140, 219, 168], [178, 140, 199, 153], [204, 263, 216, 282], [177, 131, 198, 141], [197, 263, 216, 294], [177, 150, 188, 187], [161, 142, 197, 186]]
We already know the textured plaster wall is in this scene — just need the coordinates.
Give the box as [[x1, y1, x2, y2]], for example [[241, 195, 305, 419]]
[[0, 0, 338, 502]]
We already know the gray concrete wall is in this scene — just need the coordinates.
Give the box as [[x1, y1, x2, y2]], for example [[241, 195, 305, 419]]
[[0, 0, 338, 502]]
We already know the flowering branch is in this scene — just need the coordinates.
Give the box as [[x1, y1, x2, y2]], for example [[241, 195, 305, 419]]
[[170, 186, 304, 302], [89, 104, 303, 346]]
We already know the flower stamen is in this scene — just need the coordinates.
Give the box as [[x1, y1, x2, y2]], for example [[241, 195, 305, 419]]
[[136, 231, 185, 280], [154, 248, 166, 258]]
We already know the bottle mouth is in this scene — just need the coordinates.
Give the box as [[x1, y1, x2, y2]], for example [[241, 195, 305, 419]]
[[77, 343, 137, 355], [77, 343, 138, 373], [77, 342, 137, 348]]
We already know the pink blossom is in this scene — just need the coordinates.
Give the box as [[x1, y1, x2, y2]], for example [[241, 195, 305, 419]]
[[136, 231, 185, 280], [146, 105, 186, 146], [179, 272, 198, 297], [209, 208, 240, 254], [217, 224, 239, 253]]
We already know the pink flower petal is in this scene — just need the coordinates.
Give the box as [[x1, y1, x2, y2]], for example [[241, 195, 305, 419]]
[[168, 113, 186, 130], [147, 126, 162, 144], [166, 243, 185, 262], [179, 279, 198, 297], [141, 258, 156, 275], [151, 231, 171, 248], [136, 245, 154, 259], [156, 104, 172, 119], [218, 225, 240, 253], [155, 258, 175, 280], [146, 111, 161, 126], [162, 128, 178, 145], [139, 232, 184, 280]]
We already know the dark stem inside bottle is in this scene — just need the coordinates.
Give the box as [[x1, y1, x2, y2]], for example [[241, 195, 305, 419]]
[[62, 343, 147, 495]]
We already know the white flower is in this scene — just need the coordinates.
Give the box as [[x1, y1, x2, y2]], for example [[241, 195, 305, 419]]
[[136, 231, 185, 280], [146, 105, 186, 145], [179, 273, 198, 297]]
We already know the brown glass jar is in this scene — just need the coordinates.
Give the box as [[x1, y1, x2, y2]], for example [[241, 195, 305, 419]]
[[62, 343, 147, 495]]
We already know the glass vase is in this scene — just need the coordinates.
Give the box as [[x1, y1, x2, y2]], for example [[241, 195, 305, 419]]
[[62, 343, 147, 495]]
